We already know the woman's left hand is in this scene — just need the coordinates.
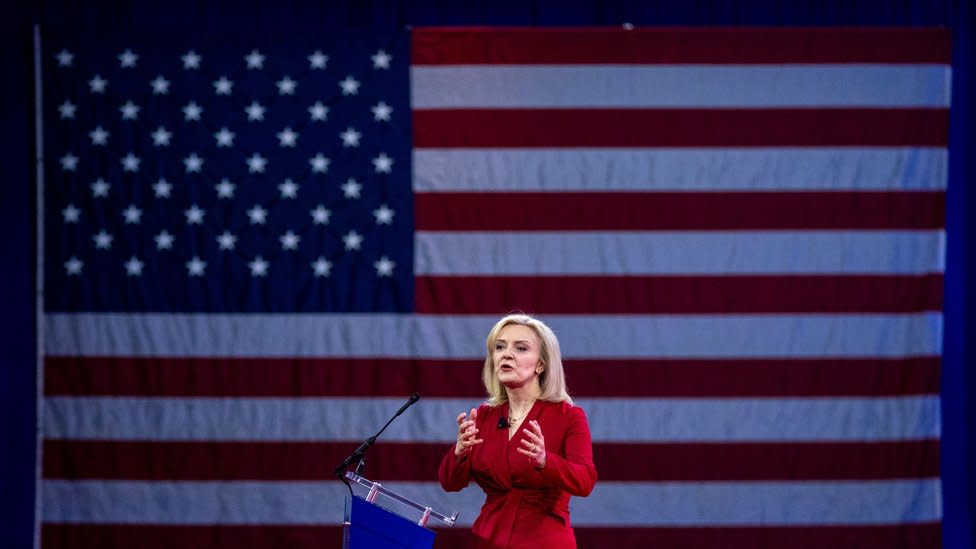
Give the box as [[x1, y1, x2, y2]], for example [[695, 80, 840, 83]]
[[517, 420, 546, 469]]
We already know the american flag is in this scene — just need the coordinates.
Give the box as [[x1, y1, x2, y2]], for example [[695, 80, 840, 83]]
[[41, 27, 949, 548]]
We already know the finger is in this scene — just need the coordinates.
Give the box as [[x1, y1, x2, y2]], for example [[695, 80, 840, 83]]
[[456, 413, 467, 425], [529, 420, 543, 435], [522, 429, 542, 445], [470, 408, 478, 421]]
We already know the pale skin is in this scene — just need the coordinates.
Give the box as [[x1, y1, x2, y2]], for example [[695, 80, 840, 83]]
[[455, 324, 548, 468]]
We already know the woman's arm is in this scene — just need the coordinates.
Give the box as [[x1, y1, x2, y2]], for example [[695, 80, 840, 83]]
[[538, 406, 598, 496]]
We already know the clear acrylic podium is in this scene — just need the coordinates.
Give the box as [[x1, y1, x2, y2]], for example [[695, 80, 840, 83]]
[[343, 471, 459, 549]]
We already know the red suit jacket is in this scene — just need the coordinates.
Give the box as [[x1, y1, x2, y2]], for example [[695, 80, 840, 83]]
[[438, 400, 598, 548]]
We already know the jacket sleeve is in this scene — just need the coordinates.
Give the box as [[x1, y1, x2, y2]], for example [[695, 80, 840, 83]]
[[438, 444, 473, 492], [538, 406, 598, 497]]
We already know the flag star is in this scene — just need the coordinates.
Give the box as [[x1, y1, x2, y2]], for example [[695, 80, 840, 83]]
[[60, 153, 79, 171], [155, 230, 174, 250], [56, 49, 74, 67], [213, 76, 233, 95], [278, 178, 299, 199], [120, 101, 140, 120], [214, 127, 235, 147], [91, 178, 110, 197], [311, 257, 332, 277], [339, 127, 361, 147], [93, 229, 113, 249], [341, 178, 362, 199], [373, 204, 395, 225], [124, 256, 144, 276], [280, 231, 300, 250], [183, 101, 203, 121], [152, 178, 172, 198], [245, 101, 266, 121], [122, 204, 143, 224], [248, 256, 269, 277], [343, 230, 364, 251], [62, 204, 80, 223], [89, 75, 108, 93], [58, 100, 77, 119], [308, 50, 328, 69], [182, 50, 202, 70], [374, 256, 396, 276], [184, 153, 204, 173], [150, 75, 170, 94], [247, 204, 268, 224], [246, 153, 267, 173], [64, 256, 83, 275], [277, 127, 299, 147], [339, 75, 360, 95], [184, 204, 205, 225], [151, 126, 172, 146], [308, 101, 329, 121], [371, 101, 393, 122], [371, 50, 392, 69], [118, 49, 138, 68], [215, 178, 236, 198], [186, 256, 206, 276], [276, 76, 297, 95], [309, 153, 330, 173], [245, 50, 265, 69], [121, 152, 141, 172], [372, 153, 393, 173], [216, 230, 237, 250], [310, 205, 331, 225], [89, 126, 109, 145]]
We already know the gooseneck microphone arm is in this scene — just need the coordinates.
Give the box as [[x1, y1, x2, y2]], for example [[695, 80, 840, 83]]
[[333, 392, 421, 478]]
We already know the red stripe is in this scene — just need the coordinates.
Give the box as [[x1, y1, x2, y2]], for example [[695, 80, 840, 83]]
[[43, 356, 940, 397], [415, 192, 946, 231], [415, 275, 945, 314], [41, 523, 942, 549], [412, 109, 949, 148], [43, 440, 939, 482], [412, 28, 951, 64]]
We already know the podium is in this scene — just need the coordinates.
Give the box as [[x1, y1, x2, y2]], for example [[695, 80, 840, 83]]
[[343, 471, 459, 549]]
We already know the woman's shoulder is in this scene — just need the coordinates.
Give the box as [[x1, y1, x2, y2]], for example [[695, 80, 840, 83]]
[[541, 399, 584, 417]]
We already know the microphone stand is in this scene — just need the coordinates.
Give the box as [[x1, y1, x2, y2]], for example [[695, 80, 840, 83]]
[[334, 392, 421, 481]]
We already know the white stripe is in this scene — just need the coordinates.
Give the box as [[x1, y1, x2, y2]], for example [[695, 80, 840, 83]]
[[415, 231, 945, 275], [42, 478, 941, 525], [44, 313, 943, 358], [42, 396, 939, 442], [411, 65, 951, 108], [412, 148, 948, 191]]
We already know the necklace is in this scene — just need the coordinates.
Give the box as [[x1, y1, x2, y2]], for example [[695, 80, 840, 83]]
[[507, 401, 535, 426]]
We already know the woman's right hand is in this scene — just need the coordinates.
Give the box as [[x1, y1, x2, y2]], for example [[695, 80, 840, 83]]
[[455, 407, 483, 457]]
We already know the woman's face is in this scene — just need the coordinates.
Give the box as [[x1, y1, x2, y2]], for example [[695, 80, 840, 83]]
[[493, 324, 542, 390]]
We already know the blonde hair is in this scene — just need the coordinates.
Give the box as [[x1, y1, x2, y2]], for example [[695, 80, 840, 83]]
[[482, 313, 573, 406]]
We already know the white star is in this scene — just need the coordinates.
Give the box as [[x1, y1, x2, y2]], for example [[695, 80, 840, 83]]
[[311, 257, 332, 277], [119, 101, 140, 120], [213, 76, 233, 95], [186, 256, 206, 276], [182, 50, 202, 70], [150, 75, 170, 95], [64, 256, 83, 275], [309, 154, 329, 173], [341, 178, 362, 198], [216, 230, 237, 250], [371, 50, 392, 69], [118, 49, 138, 68], [122, 204, 142, 224], [343, 230, 364, 251], [214, 127, 235, 147], [276, 76, 297, 95], [89, 126, 109, 145], [245, 101, 266, 121], [374, 256, 396, 277], [372, 153, 393, 173], [58, 100, 77, 119], [373, 204, 395, 225], [56, 50, 74, 67], [308, 101, 328, 121], [310, 205, 331, 224], [151, 126, 172, 146], [339, 127, 361, 147], [277, 127, 299, 147], [184, 153, 204, 173], [371, 101, 393, 122], [155, 230, 174, 250], [152, 178, 172, 198], [246, 153, 267, 173], [90, 178, 110, 197], [88, 75, 108, 93], [183, 101, 203, 121], [247, 204, 268, 224], [215, 178, 235, 198], [124, 256, 144, 276], [245, 50, 265, 69], [62, 204, 80, 223], [339, 75, 360, 95], [121, 152, 141, 172], [278, 178, 299, 198], [248, 256, 269, 277], [93, 229, 113, 249], [184, 204, 205, 224], [280, 231, 300, 250], [308, 50, 328, 69], [60, 153, 79, 171]]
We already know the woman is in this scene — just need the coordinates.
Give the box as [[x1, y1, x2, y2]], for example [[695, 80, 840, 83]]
[[439, 314, 597, 548]]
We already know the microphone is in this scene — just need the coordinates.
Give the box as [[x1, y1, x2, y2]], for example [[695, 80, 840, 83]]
[[497, 416, 509, 429], [334, 392, 421, 477]]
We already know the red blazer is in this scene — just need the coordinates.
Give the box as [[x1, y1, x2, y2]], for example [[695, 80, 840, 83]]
[[439, 400, 597, 548]]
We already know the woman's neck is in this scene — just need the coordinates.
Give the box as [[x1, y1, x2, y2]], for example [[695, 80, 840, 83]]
[[506, 385, 541, 416]]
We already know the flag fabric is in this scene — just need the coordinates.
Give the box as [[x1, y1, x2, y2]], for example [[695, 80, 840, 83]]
[[40, 27, 949, 548]]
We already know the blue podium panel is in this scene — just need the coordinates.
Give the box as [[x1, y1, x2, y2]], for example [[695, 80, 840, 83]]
[[345, 496, 435, 549]]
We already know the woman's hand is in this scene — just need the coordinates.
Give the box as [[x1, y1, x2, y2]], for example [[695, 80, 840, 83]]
[[517, 420, 546, 468], [454, 408, 483, 457]]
